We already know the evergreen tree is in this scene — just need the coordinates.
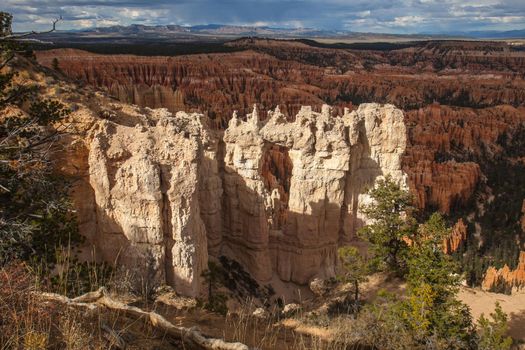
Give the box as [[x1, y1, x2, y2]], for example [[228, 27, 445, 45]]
[[477, 302, 513, 350], [202, 261, 224, 298], [358, 176, 417, 276], [404, 213, 476, 348], [357, 187, 478, 349], [337, 246, 369, 313], [52, 57, 59, 71], [0, 12, 77, 267], [201, 261, 227, 315], [407, 213, 460, 301]]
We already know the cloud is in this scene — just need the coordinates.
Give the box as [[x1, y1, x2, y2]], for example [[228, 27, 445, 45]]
[[3, 0, 525, 33]]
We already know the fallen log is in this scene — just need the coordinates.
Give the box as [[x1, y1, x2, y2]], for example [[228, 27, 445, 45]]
[[36, 287, 250, 350]]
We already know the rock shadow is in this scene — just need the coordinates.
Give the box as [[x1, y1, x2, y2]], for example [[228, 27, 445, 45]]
[[508, 309, 525, 341]]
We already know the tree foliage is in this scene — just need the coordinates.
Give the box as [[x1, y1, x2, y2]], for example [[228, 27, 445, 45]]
[[354, 181, 479, 349], [51, 57, 59, 71], [0, 11, 78, 267], [477, 302, 513, 350], [358, 175, 417, 276], [337, 246, 369, 309], [200, 261, 228, 315], [407, 213, 460, 302]]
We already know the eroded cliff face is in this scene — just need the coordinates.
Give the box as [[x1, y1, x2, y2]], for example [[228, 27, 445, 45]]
[[220, 104, 406, 284], [444, 219, 468, 254], [87, 111, 216, 296], [35, 45, 525, 219], [34, 41, 525, 292], [66, 101, 406, 297]]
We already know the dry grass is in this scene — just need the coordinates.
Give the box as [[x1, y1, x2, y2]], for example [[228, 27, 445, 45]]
[[219, 297, 371, 350], [0, 262, 185, 350], [0, 264, 57, 349], [10, 258, 519, 350], [225, 299, 281, 348]]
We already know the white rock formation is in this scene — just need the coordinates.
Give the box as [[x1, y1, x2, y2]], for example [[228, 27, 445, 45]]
[[87, 112, 212, 296], [71, 103, 406, 297], [221, 104, 407, 285]]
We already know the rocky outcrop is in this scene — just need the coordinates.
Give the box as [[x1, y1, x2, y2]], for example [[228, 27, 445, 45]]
[[443, 219, 468, 254], [402, 104, 525, 213], [35, 45, 525, 218], [407, 161, 481, 214], [64, 100, 406, 296], [482, 202, 525, 291], [221, 104, 406, 284], [36, 44, 525, 122], [34, 41, 525, 294], [482, 251, 525, 291], [87, 110, 214, 296]]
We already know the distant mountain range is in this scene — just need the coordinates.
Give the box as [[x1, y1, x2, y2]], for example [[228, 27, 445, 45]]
[[457, 29, 525, 39], [33, 24, 525, 44], [73, 23, 358, 38]]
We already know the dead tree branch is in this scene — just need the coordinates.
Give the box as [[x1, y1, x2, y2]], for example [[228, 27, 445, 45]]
[[36, 287, 250, 350], [0, 16, 61, 41]]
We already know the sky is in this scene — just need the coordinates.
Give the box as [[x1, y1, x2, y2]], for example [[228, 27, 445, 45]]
[[4, 0, 525, 34]]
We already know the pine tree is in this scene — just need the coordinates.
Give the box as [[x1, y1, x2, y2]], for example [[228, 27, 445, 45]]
[[337, 246, 369, 314], [52, 57, 59, 71], [404, 213, 476, 348], [357, 191, 477, 348], [477, 302, 513, 350], [0, 12, 77, 267], [201, 261, 227, 315], [358, 175, 417, 276]]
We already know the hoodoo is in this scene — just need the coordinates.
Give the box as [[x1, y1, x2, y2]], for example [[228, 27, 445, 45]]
[[75, 103, 407, 296]]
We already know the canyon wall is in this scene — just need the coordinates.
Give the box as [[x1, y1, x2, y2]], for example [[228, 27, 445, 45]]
[[220, 104, 406, 284], [36, 40, 525, 292], [36, 45, 525, 219], [56, 90, 406, 296]]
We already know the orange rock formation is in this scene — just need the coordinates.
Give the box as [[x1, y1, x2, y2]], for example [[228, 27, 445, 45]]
[[444, 219, 468, 254], [482, 251, 525, 291]]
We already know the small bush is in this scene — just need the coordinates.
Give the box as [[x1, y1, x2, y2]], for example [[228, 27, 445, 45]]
[[477, 302, 513, 350]]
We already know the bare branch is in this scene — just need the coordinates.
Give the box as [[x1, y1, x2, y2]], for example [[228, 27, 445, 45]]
[[0, 16, 61, 42], [0, 53, 14, 70], [36, 288, 251, 350]]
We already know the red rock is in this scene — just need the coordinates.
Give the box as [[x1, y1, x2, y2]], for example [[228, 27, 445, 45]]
[[444, 219, 468, 254], [36, 46, 525, 216]]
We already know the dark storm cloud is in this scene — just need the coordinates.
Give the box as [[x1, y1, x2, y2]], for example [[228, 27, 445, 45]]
[[3, 0, 525, 33]]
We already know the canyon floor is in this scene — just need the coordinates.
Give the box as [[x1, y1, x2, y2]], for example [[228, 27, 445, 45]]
[[458, 288, 525, 341]]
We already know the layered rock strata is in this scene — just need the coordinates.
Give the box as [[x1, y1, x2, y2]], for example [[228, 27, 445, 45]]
[[67, 102, 406, 296], [36, 47, 525, 217], [221, 104, 406, 283]]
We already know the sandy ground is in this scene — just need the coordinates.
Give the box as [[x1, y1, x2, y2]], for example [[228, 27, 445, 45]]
[[459, 287, 525, 341]]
